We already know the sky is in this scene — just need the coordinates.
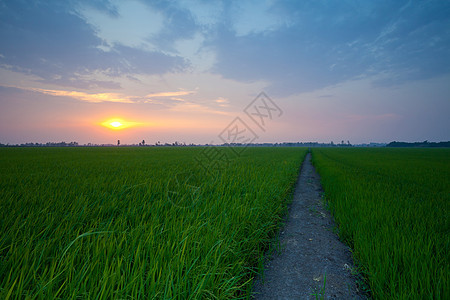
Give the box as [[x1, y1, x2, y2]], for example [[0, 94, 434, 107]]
[[0, 0, 449, 145]]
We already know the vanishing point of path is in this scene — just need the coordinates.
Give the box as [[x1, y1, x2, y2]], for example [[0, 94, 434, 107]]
[[253, 153, 366, 299]]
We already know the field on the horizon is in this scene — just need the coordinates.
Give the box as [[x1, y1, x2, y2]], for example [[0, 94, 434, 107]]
[[0, 147, 448, 299], [0, 147, 306, 299]]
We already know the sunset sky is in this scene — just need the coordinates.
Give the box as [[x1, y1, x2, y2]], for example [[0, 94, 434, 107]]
[[1, 0, 449, 145]]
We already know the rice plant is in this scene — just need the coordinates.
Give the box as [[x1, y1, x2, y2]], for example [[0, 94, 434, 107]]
[[0, 147, 306, 299], [312, 148, 449, 299]]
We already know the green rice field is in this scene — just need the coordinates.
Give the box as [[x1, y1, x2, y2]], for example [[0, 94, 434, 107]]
[[312, 148, 449, 299], [0, 147, 306, 299], [1, 147, 448, 299]]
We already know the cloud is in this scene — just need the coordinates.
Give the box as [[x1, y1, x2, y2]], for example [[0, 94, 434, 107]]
[[37, 77, 122, 90], [8, 86, 137, 103], [1, 0, 449, 98], [228, 1, 288, 37], [77, 0, 164, 50], [0, 0, 188, 89], [215, 98, 228, 103], [176, 0, 225, 27], [145, 90, 196, 98], [112, 44, 188, 75], [209, 1, 450, 96], [214, 97, 229, 107], [169, 97, 186, 102], [34, 88, 136, 103]]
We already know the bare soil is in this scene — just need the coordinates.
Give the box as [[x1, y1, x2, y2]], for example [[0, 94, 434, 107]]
[[252, 153, 367, 299]]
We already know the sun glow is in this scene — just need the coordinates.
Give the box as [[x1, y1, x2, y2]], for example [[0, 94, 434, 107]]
[[110, 121, 123, 128], [101, 119, 139, 130]]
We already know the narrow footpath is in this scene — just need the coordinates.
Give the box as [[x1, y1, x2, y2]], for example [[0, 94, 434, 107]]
[[252, 153, 365, 299]]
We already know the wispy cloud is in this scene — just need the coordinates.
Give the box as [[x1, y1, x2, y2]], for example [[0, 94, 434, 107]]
[[32, 88, 137, 103], [214, 97, 229, 107], [214, 97, 228, 103], [4, 85, 137, 103], [145, 90, 196, 98], [170, 97, 186, 102]]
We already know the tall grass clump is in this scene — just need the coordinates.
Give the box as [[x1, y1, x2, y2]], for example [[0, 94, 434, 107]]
[[0, 147, 306, 299], [312, 148, 449, 299]]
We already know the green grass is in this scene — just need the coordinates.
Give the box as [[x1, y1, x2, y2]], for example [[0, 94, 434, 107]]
[[0, 147, 306, 299], [311, 148, 450, 299]]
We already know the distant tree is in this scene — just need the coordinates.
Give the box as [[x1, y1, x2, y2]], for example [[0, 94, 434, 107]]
[[387, 140, 450, 148], [117, 140, 120, 146]]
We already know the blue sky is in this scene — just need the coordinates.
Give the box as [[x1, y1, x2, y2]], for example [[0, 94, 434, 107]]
[[0, 0, 449, 144]]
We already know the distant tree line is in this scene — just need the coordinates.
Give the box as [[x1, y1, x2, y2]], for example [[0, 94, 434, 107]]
[[0, 141, 80, 147], [387, 141, 450, 147], [222, 141, 353, 147], [3, 140, 448, 148], [0, 141, 353, 147]]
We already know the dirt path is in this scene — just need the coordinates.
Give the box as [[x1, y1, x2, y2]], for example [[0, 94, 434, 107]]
[[252, 153, 365, 299]]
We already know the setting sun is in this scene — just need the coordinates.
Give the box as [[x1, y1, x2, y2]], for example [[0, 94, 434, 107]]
[[110, 121, 123, 128], [101, 119, 139, 130]]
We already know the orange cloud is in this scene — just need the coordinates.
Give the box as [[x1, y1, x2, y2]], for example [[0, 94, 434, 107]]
[[215, 97, 229, 107], [215, 97, 228, 103], [30, 88, 136, 103]]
